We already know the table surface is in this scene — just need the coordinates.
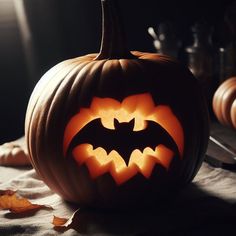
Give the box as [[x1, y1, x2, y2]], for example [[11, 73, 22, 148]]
[[0, 122, 236, 236]]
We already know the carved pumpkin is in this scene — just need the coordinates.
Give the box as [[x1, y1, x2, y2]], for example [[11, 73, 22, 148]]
[[25, 0, 209, 208], [213, 77, 236, 129]]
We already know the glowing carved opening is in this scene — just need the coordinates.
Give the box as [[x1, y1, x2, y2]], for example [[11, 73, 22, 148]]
[[64, 93, 184, 185], [73, 144, 174, 185]]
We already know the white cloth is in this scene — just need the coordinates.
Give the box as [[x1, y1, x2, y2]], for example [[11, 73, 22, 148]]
[[1, 162, 236, 235]]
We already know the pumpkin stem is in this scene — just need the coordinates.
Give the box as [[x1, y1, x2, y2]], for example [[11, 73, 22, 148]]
[[95, 0, 136, 60]]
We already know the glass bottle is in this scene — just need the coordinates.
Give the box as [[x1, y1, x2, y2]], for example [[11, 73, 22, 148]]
[[219, 43, 236, 83], [185, 22, 217, 116], [148, 21, 181, 58], [218, 1, 236, 83]]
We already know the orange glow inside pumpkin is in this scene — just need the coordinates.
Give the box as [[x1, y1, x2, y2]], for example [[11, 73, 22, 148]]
[[64, 93, 184, 185]]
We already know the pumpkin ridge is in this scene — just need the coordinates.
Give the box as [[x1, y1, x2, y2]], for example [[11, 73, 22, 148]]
[[26, 60, 81, 165], [26, 60, 83, 138], [213, 77, 236, 128], [27, 62, 93, 200], [34, 90, 72, 200], [231, 99, 236, 127], [222, 85, 236, 126], [28, 61, 85, 139]]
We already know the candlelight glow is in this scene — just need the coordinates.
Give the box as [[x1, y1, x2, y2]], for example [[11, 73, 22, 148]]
[[73, 144, 174, 185], [64, 93, 184, 184]]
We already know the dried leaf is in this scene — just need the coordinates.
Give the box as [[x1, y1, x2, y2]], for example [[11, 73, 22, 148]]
[[0, 190, 52, 214], [52, 215, 69, 226], [52, 209, 80, 229]]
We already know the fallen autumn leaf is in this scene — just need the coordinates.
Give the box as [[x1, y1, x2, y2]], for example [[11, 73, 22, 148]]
[[52, 215, 69, 226], [52, 209, 80, 228], [0, 190, 52, 214]]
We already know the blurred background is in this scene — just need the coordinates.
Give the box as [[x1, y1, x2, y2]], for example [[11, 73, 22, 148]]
[[0, 0, 235, 143]]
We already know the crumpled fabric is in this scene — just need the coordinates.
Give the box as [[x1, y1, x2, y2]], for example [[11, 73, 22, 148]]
[[1, 137, 236, 235], [0, 162, 236, 236]]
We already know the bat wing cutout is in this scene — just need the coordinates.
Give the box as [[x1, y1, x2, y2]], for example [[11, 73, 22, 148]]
[[66, 118, 180, 165]]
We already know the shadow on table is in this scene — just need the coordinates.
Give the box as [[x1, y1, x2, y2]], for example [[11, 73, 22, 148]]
[[59, 183, 236, 235]]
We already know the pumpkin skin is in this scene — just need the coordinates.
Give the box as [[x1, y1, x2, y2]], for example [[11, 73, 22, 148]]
[[213, 77, 236, 129], [25, 0, 209, 208]]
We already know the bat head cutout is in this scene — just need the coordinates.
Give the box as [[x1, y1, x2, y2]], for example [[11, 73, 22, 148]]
[[64, 93, 184, 185]]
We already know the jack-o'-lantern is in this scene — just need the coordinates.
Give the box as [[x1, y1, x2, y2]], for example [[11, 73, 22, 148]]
[[25, 0, 209, 208]]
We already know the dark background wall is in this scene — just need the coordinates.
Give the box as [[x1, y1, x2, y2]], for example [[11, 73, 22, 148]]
[[0, 0, 29, 144], [0, 0, 235, 143]]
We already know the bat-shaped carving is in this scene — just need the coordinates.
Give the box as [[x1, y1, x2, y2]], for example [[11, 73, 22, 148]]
[[66, 118, 179, 164]]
